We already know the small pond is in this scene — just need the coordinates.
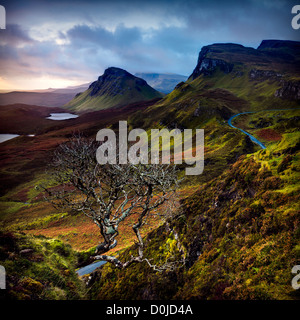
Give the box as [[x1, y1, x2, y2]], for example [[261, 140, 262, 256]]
[[46, 113, 78, 120], [0, 134, 20, 143], [76, 261, 107, 276]]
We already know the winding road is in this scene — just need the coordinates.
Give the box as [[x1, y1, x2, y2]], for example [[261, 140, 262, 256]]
[[228, 108, 300, 150], [228, 112, 266, 149]]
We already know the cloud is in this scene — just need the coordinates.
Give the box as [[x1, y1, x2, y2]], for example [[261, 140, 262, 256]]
[[0, 24, 33, 45], [66, 23, 142, 49], [0, 0, 298, 90], [63, 23, 197, 74]]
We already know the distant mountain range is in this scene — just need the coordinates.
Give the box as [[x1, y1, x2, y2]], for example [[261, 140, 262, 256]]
[[0, 83, 90, 107], [0, 72, 188, 109], [135, 73, 188, 93], [64, 67, 164, 112]]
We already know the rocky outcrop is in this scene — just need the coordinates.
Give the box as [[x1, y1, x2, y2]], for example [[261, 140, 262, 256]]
[[275, 80, 300, 100], [189, 46, 233, 80], [249, 69, 282, 81], [174, 82, 192, 93], [193, 104, 232, 120], [249, 118, 273, 129]]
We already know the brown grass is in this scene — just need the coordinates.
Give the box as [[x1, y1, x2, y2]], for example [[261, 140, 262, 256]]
[[255, 128, 282, 141], [22, 187, 194, 252]]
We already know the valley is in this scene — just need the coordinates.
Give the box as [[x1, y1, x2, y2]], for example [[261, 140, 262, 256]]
[[0, 39, 299, 300]]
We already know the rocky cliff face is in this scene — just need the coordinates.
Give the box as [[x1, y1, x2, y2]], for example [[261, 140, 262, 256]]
[[189, 40, 300, 82], [275, 80, 300, 100], [189, 45, 234, 80], [248, 69, 283, 81]]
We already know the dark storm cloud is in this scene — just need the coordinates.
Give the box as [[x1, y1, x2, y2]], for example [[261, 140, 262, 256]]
[[0, 0, 298, 88], [66, 24, 142, 49], [0, 23, 33, 45]]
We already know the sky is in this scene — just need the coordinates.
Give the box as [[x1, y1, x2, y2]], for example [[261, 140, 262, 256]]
[[0, 0, 299, 90]]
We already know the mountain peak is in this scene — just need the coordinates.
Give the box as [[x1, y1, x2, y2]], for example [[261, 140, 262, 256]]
[[188, 40, 300, 81], [64, 67, 163, 112], [102, 67, 132, 78], [89, 67, 148, 97], [188, 43, 236, 80], [257, 39, 300, 50]]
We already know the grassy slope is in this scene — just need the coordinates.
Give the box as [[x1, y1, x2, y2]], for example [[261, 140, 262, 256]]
[[0, 231, 86, 299], [0, 104, 66, 134], [64, 78, 163, 112], [1, 108, 299, 300], [0, 100, 160, 197], [89, 109, 300, 300], [86, 44, 300, 299], [1, 43, 299, 300], [0, 100, 165, 299]]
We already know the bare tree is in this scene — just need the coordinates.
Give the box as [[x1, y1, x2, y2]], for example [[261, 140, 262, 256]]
[[43, 134, 180, 270]]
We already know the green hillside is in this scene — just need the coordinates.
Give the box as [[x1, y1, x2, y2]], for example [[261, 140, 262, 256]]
[[64, 67, 164, 112], [1, 40, 299, 301], [129, 41, 300, 129], [86, 40, 300, 299], [0, 232, 86, 299], [89, 108, 300, 300]]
